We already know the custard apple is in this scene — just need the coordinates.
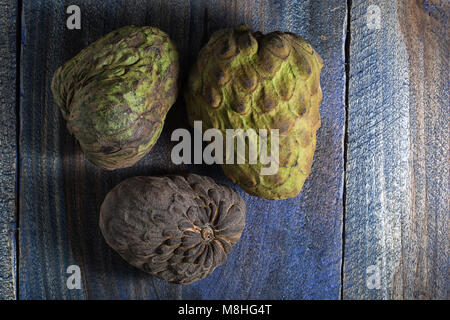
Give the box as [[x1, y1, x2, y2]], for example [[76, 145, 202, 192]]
[[51, 26, 179, 170], [185, 25, 323, 200], [99, 174, 246, 284]]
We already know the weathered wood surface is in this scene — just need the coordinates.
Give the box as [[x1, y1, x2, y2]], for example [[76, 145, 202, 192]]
[[0, 0, 17, 300], [344, 0, 448, 299], [19, 0, 346, 299]]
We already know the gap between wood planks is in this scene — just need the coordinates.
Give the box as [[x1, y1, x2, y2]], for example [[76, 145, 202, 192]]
[[15, 0, 23, 300], [341, 0, 352, 300]]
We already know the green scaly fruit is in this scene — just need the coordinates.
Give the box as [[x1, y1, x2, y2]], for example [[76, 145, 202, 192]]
[[185, 25, 323, 200], [52, 26, 179, 170]]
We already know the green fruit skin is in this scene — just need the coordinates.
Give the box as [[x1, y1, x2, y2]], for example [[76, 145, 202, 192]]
[[51, 26, 179, 170], [185, 25, 323, 200]]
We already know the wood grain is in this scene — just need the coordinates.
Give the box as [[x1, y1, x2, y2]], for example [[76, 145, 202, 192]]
[[344, 0, 448, 299], [19, 0, 346, 299], [0, 0, 17, 300]]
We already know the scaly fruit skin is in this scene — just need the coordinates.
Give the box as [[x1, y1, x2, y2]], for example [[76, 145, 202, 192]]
[[185, 25, 323, 200], [99, 174, 246, 285], [51, 26, 179, 170]]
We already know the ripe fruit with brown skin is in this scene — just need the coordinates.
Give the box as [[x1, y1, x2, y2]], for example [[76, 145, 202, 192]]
[[185, 25, 323, 200], [51, 26, 179, 170], [99, 174, 246, 285]]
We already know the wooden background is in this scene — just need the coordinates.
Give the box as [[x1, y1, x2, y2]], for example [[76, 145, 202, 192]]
[[0, 0, 447, 300]]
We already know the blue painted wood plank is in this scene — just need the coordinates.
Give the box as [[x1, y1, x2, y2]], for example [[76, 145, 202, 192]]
[[182, 0, 347, 300], [19, 0, 346, 299], [344, 0, 448, 299], [0, 0, 17, 300]]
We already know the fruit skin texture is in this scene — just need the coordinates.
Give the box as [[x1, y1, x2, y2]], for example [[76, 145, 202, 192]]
[[51, 26, 179, 170], [185, 25, 323, 200], [99, 174, 246, 285]]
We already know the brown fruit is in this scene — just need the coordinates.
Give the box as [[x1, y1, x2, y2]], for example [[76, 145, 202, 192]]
[[99, 174, 246, 284]]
